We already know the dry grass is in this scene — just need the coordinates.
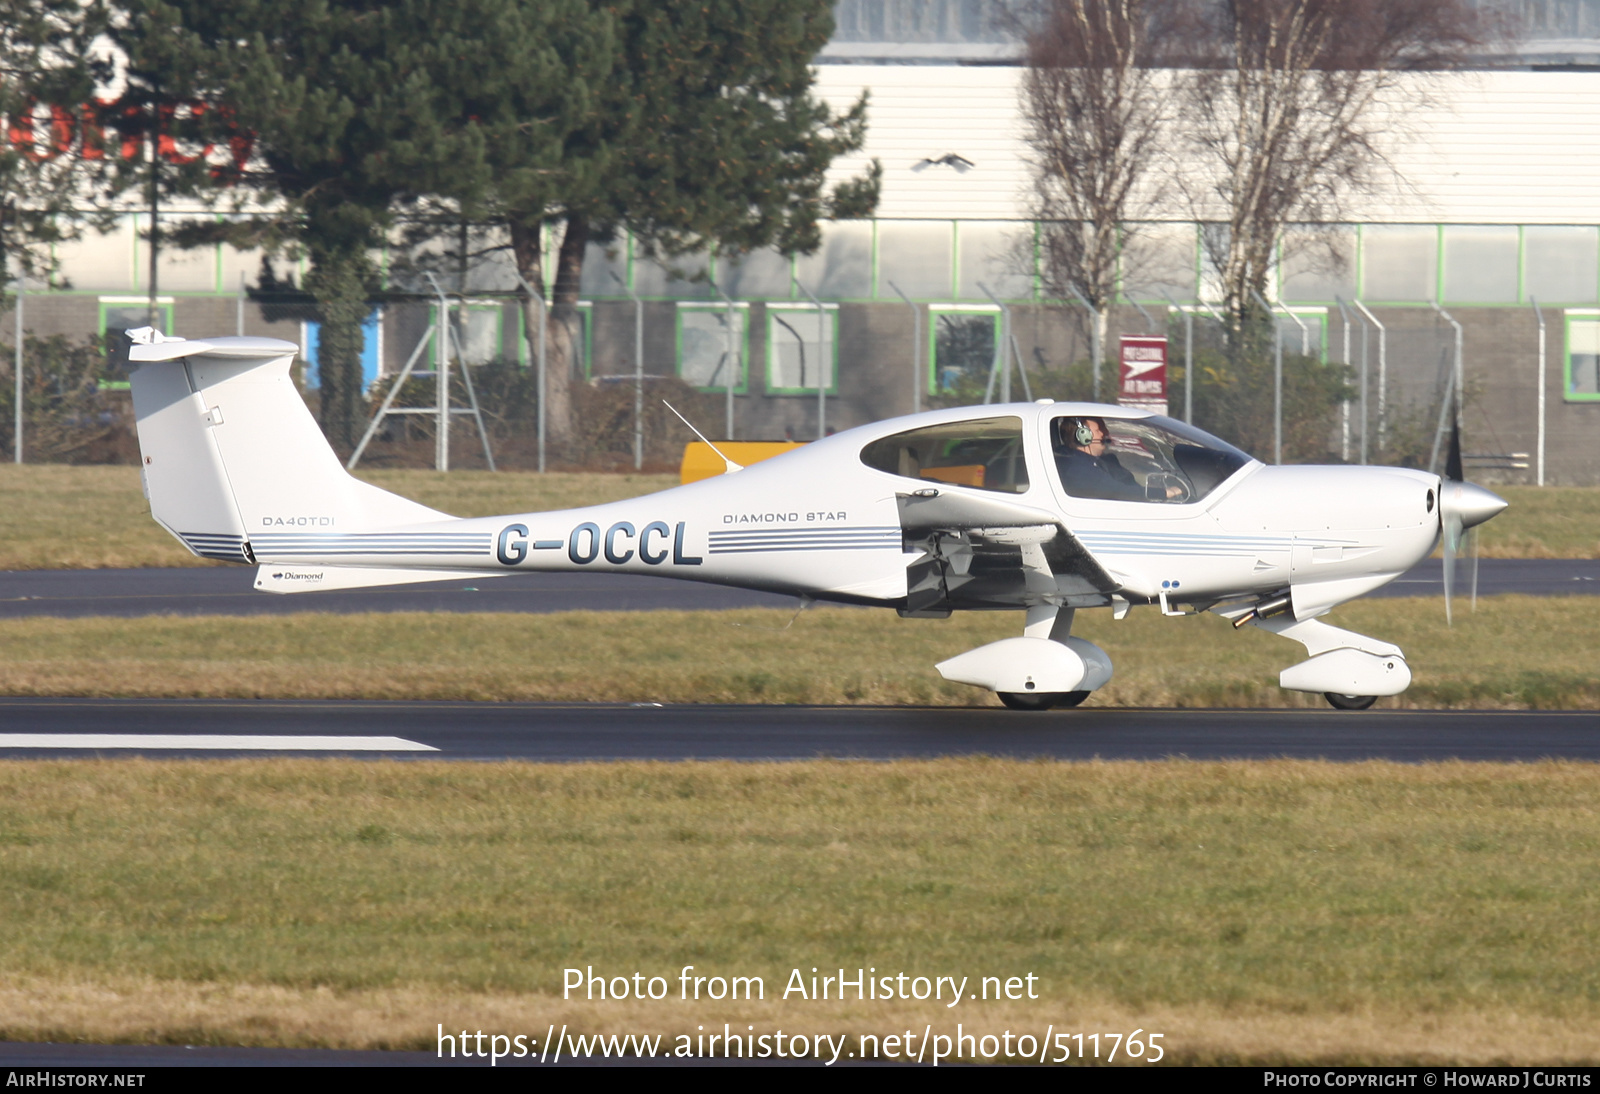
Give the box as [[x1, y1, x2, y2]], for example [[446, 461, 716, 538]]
[[0, 596, 1592, 708], [355, 469, 678, 519], [0, 466, 677, 570], [8, 979, 1600, 1064], [2, 759, 1600, 1063], [1473, 485, 1600, 558], [0, 466, 1592, 570]]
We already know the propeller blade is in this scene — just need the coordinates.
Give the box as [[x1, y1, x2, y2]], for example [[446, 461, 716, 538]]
[[1442, 511, 1459, 626], [1469, 524, 1480, 612], [1445, 404, 1464, 482]]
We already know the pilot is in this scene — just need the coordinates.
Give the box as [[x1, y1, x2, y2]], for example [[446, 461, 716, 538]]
[[1054, 416, 1147, 502]]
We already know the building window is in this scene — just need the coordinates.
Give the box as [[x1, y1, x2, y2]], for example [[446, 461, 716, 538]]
[[676, 302, 747, 392], [928, 304, 1000, 394], [509, 302, 590, 373], [766, 303, 837, 394], [99, 297, 174, 388], [303, 308, 382, 392], [1565, 311, 1600, 401], [436, 302, 504, 365]]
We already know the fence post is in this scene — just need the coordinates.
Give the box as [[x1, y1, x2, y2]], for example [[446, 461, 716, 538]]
[[797, 281, 828, 438], [13, 275, 22, 465], [1429, 300, 1464, 474], [1337, 297, 1369, 465], [710, 280, 737, 440], [1251, 290, 1285, 465], [424, 273, 451, 472], [887, 280, 920, 414], [1353, 300, 1385, 454], [611, 271, 644, 469], [1159, 293, 1194, 423], [1531, 297, 1545, 487], [1067, 283, 1101, 401]]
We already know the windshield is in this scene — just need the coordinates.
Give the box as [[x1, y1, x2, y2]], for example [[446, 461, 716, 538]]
[[1049, 414, 1250, 504]]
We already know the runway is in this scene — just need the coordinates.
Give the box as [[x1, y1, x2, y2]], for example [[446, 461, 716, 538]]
[[0, 698, 1594, 762], [0, 557, 1595, 619]]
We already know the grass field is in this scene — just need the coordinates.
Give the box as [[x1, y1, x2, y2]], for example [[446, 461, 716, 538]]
[[0, 596, 1592, 708], [2, 759, 1599, 1063], [0, 465, 1594, 570], [0, 466, 679, 570]]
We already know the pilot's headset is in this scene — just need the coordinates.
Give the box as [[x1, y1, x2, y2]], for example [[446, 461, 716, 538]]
[[1072, 418, 1095, 446]]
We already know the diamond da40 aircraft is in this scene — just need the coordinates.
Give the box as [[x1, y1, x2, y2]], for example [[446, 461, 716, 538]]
[[127, 331, 1507, 711]]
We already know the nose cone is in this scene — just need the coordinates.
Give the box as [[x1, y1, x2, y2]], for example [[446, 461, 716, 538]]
[[1442, 480, 1508, 530]]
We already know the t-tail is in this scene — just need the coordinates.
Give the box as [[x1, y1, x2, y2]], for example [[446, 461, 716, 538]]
[[128, 332, 472, 591]]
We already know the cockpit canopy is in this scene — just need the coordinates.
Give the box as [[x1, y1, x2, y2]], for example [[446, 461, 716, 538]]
[[1049, 414, 1250, 503], [857, 409, 1251, 504]]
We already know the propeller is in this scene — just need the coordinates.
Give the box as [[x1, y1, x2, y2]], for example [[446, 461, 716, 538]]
[[1438, 409, 1508, 625]]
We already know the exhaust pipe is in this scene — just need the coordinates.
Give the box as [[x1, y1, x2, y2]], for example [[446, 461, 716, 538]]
[[1232, 593, 1294, 629]]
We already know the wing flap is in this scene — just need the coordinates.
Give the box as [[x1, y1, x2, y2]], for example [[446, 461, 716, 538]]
[[895, 489, 1117, 610]]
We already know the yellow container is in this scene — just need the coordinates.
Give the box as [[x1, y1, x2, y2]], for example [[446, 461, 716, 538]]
[[680, 441, 807, 484]]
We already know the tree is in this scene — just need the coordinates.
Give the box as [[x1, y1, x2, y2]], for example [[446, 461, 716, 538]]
[[0, 0, 107, 287], [1178, 0, 1488, 343], [1013, 0, 1184, 377], [111, 0, 507, 447], [460, 0, 880, 450]]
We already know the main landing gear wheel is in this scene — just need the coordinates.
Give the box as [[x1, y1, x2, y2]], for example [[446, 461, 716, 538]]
[[998, 690, 1091, 711], [1324, 692, 1379, 711]]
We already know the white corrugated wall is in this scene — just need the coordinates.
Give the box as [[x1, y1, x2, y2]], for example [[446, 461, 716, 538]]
[[814, 66, 1600, 226]]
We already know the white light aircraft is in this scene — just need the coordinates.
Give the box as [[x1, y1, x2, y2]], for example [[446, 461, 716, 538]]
[[127, 331, 1506, 711]]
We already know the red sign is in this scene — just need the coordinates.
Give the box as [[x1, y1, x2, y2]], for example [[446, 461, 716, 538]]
[[4, 98, 254, 177], [1117, 335, 1168, 415]]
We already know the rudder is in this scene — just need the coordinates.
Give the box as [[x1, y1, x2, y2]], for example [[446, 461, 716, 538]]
[[130, 333, 445, 564]]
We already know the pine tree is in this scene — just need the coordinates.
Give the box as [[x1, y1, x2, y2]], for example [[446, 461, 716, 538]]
[[111, 0, 502, 447], [0, 0, 107, 288], [461, 0, 880, 450]]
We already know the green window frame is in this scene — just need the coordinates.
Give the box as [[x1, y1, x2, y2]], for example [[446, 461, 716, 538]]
[[765, 303, 838, 395], [675, 302, 748, 393], [1272, 307, 1329, 361], [98, 297, 175, 389], [508, 301, 591, 373], [927, 304, 1001, 395], [427, 301, 504, 366], [1563, 310, 1600, 402]]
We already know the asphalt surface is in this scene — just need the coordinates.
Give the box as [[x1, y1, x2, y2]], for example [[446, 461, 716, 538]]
[[0, 698, 1594, 762], [0, 567, 798, 618], [0, 558, 1595, 619]]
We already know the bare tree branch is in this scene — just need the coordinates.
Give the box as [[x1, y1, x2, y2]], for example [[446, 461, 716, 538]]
[[1015, 0, 1183, 328], [1175, 0, 1490, 343]]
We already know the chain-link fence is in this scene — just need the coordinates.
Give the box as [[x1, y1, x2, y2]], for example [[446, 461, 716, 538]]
[[0, 282, 1573, 483]]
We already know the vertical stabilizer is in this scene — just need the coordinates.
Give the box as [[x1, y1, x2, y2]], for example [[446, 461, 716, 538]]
[[130, 335, 447, 564]]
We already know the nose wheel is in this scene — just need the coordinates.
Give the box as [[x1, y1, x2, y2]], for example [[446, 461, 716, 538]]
[[1324, 692, 1378, 711], [998, 690, 1091, 711]]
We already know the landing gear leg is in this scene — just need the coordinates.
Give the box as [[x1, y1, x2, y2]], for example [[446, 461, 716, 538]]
[[1247, 614, 1411, 707]]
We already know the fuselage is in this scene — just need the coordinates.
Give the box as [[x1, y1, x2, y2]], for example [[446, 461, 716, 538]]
[[251, 402, 1443, 615]]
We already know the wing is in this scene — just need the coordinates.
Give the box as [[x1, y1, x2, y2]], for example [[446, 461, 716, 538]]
[[895, 488, 1117, 616]]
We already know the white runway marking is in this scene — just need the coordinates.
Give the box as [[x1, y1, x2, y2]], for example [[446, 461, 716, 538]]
[[0, 734, 439, 751]]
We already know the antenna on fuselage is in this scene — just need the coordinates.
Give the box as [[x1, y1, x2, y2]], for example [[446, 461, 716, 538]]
[[663, 400, 744, 474]]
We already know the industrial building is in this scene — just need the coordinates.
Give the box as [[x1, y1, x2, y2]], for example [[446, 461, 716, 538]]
[[12, 0, 1600, 480]]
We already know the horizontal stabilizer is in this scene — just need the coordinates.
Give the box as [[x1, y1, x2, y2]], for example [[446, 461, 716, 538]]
[[255, 566, 506, 594]]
